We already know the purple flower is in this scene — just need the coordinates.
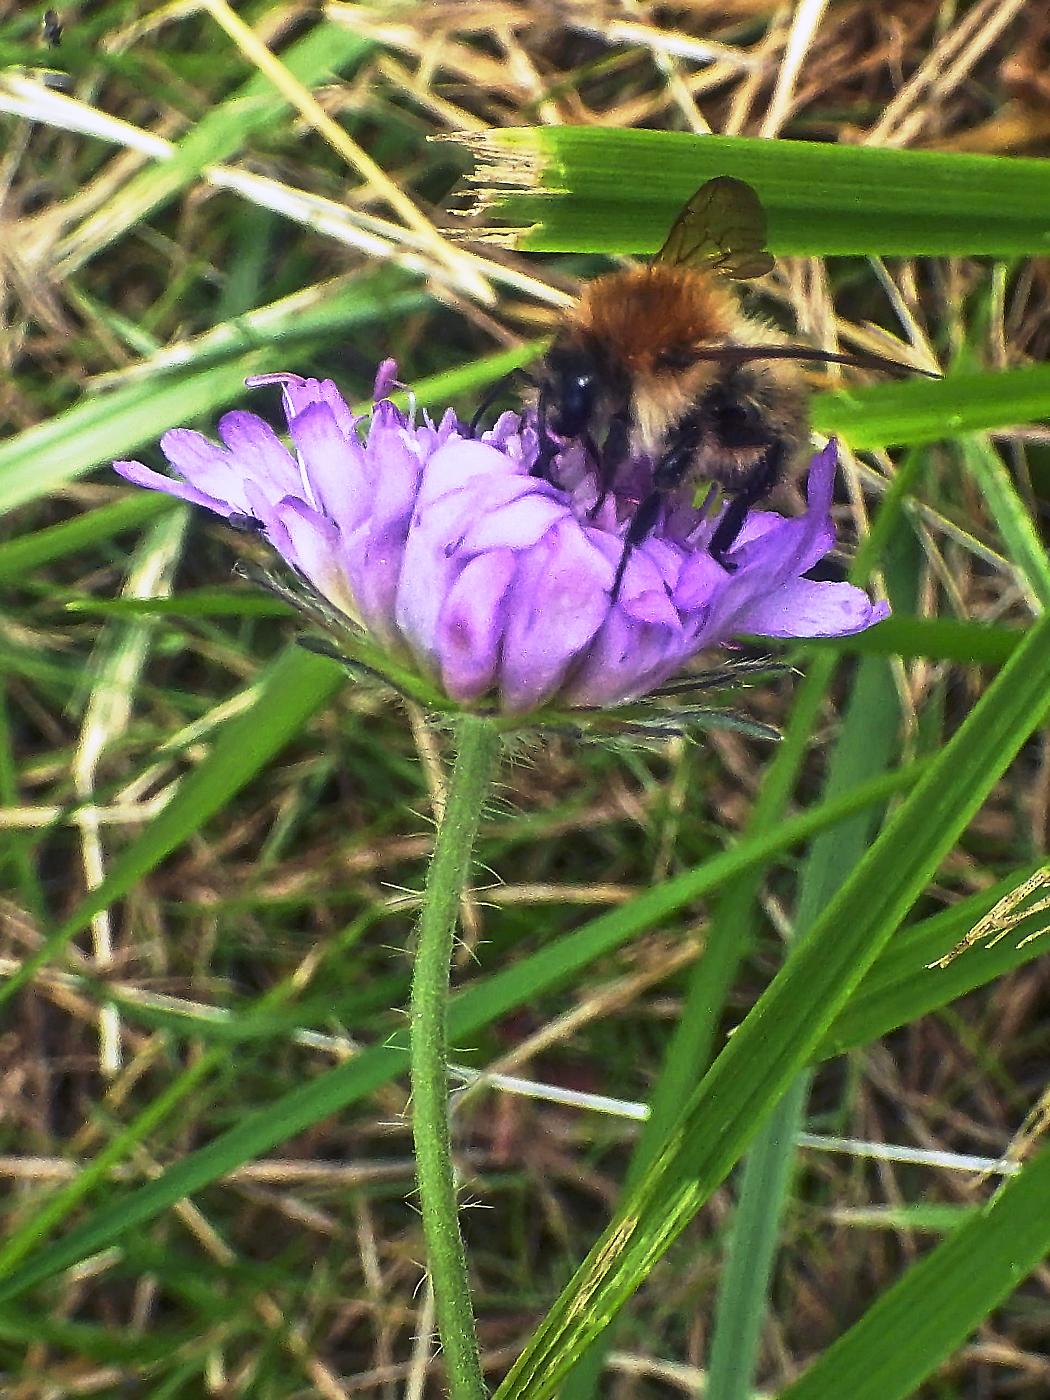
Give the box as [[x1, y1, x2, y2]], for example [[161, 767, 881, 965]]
[[113, 367, 888, 715]]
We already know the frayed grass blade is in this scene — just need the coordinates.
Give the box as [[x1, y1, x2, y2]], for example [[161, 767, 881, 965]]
[[445, 128, 1050, 256]]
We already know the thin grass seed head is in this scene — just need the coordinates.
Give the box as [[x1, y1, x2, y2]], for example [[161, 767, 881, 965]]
[[113, 364, 887, 716]]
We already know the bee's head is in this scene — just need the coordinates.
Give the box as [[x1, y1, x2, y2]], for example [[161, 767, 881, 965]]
[[539, 337, 610, 439]]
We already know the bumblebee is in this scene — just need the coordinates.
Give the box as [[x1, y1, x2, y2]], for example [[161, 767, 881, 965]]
[[530, 177, 926, 590]]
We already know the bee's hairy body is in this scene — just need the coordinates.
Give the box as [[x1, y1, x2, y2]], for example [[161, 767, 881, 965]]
[[569, 263, 808, 487], [512, 175, 925, 594], [537, 264, 810, 576]]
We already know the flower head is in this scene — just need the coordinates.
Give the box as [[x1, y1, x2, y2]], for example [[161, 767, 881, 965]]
[[114, 366, 887, 716]]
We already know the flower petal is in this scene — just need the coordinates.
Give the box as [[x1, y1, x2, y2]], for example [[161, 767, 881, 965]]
[[742, 578, 890, 638], [158, 428, 251, 512], [498, 519, 612, 712], [436, 550, 519, 700], [112, 460, 237, 516], [217, 412, 301, 498], [286, 400, 364, 535], [113, 372, 889, 716]]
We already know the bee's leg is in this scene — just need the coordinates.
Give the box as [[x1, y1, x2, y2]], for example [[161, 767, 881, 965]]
[[608, 416, 701, 595], [707, 441, 786, 565], [652, 414, 704, 491], [589, 413, 630, 519], [531, 386, 563, 480], [610, 489, 663, 600], [227, 512, 266, 534]]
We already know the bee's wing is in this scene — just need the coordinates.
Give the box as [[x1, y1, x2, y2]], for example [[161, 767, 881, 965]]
[[655, 176, 774, 280]]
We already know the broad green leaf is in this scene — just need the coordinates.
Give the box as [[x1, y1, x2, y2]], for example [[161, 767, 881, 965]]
[[449, 128, 1050, 255]]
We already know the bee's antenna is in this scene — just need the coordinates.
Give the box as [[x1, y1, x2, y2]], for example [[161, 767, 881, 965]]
[[468, 368, 534, 437], [689, 345, 940, 378]]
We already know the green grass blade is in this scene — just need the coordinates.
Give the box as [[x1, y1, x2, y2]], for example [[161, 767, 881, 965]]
[[0, 357, 270, 516], [492, 612, 1050, 1400], [87, 269, 425, 388], [0, 270, 425, 514], [803, 615, 1019, 667], [0, 645, 344, 1014], [450, 128, 1050, 255], [0, 1053, 216, 1277], [777, 1142, 1050, 1400], [703, 480, 912, 1400], [55, 606, 1024, 668], [560, 442, 921, 1397], [0, 766, 922, 1304], [64, 591, 292, 619], [0, 333, 537, 516], [958, 435, 1050, 609], [706, 1077, 810, 1400], [57, 21, 371, 270], [0, 493, 174, 581], [707, 642, 903, 1400], [820, 864, 1050, 1057], [828, 1204, 975, 1234], [7, 780, 1045, 1316], [0, 1039, 408, 1305], [813, 364, 1050, 448]]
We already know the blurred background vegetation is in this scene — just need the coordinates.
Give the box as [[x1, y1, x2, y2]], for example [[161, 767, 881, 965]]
[[1, 1, 1049, 1396]]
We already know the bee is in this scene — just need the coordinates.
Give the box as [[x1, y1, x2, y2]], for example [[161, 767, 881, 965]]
[[527, 176, 930, 593]]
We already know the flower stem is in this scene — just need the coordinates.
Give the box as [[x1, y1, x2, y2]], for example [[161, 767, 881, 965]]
[[410, 715, 500, 1400]]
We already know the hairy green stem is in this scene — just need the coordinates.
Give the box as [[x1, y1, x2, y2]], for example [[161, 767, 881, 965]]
[[410, 715, 500, 1400]]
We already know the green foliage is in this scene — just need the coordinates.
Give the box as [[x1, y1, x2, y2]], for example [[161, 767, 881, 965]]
[[3, 8, 1050, 1398]]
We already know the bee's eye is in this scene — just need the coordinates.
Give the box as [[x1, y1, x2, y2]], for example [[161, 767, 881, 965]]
[[655, 346, 696, 371]]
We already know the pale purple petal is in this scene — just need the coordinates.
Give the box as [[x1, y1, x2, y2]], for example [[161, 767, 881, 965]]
[[498, 520, 612, 713], [268, 498, 349, 605], [343, 517, 414, 647], [248, 373, 360, 437], [372, 359, 399, 400], [216, 412, 300, 497], [286, 401, 362, 534], [113, 460, 236, 517], [158, 429, 251, 512], [436, 550, 519, 700], [454, 490, 565, 554], [742, 578, 890, 637]]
